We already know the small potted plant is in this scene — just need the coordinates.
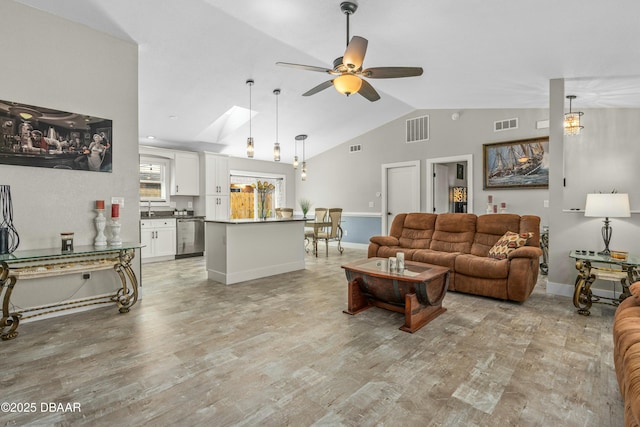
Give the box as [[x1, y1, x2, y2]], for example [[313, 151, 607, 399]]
[[300, 198, 311, 219]]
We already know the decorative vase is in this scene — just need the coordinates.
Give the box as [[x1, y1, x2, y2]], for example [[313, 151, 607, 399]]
[[94, 209, 107, 246], [0, 185, 19, 254], [109, 219, 122, 246]]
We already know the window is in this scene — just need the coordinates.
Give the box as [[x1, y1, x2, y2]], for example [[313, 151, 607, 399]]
[[229, 172, 286, 219], [139, 157, 169, 202]]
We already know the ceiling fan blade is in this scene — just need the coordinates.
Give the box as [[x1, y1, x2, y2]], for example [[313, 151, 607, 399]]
[[357, 79, 380, 102], [362, 67, 424, 79], [302, 80, 334, 96], [343, 36, 368, 70], [276, 62, 332, 74]]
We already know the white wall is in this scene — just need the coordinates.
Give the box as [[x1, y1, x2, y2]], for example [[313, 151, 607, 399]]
[[1, 1, 139, 308], [300, 108, 550, 219]]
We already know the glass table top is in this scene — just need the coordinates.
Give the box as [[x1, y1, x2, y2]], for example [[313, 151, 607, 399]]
[[569, 250, 640, 266], [0, 242, 142, 263]]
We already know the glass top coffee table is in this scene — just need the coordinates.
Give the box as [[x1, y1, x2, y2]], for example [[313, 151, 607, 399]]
[[341, 257, 450, 333]]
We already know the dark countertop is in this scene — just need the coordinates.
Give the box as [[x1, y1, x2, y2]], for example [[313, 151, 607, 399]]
[[206, 217, 306, 225], [140, 211, 203, 220]]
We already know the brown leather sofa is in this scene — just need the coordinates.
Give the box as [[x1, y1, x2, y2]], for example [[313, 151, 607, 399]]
[[368, 213, 542, 302], [613, 282, 640, 427]]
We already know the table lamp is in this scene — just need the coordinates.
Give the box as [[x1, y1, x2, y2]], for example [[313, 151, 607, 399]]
[[584, 193, 630, 255]]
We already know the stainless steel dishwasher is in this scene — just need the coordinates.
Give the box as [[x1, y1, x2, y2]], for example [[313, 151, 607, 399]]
[[176, 217, 205, 258]]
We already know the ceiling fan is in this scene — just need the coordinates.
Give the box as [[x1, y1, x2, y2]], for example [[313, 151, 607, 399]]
[[276, 1, 423, 102]]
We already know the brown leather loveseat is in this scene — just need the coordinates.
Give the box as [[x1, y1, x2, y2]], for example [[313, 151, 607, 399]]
[[368, 213, 542, 302], [613, 282, 640, 426]]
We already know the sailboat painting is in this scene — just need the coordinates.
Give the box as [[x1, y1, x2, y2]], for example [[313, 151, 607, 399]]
[[483, 137, 549, 189]]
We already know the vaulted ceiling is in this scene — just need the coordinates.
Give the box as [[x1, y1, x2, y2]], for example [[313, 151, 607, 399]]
[[14, 0, 640, 162]]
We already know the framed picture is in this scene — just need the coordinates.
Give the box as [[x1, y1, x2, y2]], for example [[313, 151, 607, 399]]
[[483, 137, 549, 189], [0, 99, 113, 172], [456, 163, 464, 180]]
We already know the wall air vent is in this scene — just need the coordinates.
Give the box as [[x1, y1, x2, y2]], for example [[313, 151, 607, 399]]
[[406, 115, 429, 143], [349, 144, 362, 153], [494, 117, 518, 132]]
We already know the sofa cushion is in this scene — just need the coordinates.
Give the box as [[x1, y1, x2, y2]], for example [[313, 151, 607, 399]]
[[429, 213, 476, 254], [488, 231, 532, 260], [631, 282, 640, 304], [398, 213, 437, 249], [413, 249, 459, 270], [455, 254, 509, 279], [471, 214, 523, 257]]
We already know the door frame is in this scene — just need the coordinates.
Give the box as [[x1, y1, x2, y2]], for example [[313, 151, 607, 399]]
[[426, 154, 473, 215], [381, 160, 420, 234]]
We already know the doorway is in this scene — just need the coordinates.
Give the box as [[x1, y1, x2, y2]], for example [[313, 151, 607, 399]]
[[381, 160, 420, 234], [426, 154, 473, 214]]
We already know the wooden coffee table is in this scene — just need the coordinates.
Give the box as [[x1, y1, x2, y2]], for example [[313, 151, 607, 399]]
[[341, 257, 450, 333]]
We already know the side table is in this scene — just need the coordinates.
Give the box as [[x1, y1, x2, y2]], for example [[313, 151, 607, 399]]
[[569, 250, 640, 316]]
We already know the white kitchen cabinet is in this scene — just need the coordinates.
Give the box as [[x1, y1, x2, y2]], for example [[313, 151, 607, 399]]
[[203, 153, 229, 196], [171, 152, 200, 196], [195, 152, 229, 220], [205, 195, 229, 221], [140, 218, 177, 262]]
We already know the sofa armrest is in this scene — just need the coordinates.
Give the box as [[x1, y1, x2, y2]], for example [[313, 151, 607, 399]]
[[508, 246, 543, 260], [370, 236, 400, 246]]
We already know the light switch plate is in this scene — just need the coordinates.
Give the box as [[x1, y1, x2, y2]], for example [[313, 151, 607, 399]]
[[111, 197, 124, 207]]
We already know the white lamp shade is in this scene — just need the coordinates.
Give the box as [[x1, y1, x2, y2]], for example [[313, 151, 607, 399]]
[[584, 193, 631, 218]]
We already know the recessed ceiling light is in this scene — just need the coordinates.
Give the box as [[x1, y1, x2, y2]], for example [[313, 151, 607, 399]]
[[169, 115, 177, 119], [147, 136, 155, 139]]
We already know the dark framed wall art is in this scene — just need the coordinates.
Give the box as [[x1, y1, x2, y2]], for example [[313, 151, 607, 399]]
[[0, 99, 112, 172], [483, 137, 549, 189]]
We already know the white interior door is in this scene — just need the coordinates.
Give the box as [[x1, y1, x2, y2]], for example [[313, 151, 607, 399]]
[[382, 161, 420, 234], [433, 164, 450, 213]]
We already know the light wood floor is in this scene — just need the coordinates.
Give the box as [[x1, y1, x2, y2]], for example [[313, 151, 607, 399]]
[[1, 248, 623, 426]]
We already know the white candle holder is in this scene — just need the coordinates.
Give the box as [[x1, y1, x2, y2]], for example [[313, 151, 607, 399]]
[[109, 218, 122, 246], [486, 203, 493, 214], [94, 209, 107, 246]]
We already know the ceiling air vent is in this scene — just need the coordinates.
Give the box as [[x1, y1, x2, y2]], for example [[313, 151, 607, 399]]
[[349, 144, 362, 153], [406, 115, 429, 143], [494, 117, 518, 132]]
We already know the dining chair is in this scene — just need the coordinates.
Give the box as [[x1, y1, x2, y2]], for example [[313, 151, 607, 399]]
[[304, 207, 329, 255], [316, 208, 344, 256]]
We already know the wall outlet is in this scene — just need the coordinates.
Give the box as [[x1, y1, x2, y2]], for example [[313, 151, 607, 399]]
[[82, 272, 91, 280], [543, 200, 549, 208], [111, 196, 124, 208], [368, 201, 374, 208], [187, 201, 193, 209], [343, 230, 348, 237]]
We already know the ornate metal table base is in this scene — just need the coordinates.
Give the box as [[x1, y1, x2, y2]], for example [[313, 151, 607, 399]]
[[571, 251, 640, 316], [0, 244, 140, 341]]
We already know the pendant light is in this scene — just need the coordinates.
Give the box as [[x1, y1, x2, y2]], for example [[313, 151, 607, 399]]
[[564, 95, 584, 136], [246, 79, 255, 158], [293, 137, 299, 169], [296, 134, 308, 181], [273, 89, 281, 161]]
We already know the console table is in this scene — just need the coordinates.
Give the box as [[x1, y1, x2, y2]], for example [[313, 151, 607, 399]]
[[569, 250, 640, 316], [0, 243, 142, 341]]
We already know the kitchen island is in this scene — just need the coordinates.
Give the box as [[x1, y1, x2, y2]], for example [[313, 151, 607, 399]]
[[205, 218, 306, 285]]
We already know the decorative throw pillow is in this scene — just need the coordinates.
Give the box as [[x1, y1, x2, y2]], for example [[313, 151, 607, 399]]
[[488, 231, 533, 260]]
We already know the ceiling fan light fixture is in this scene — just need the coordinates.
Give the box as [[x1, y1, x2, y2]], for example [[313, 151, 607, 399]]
[[334, 74, 362, 96]]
